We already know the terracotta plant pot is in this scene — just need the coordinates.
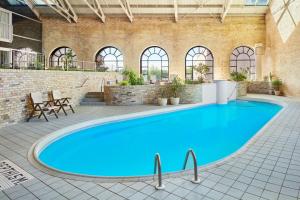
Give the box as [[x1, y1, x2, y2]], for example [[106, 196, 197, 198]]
[[274, 90, 281, 96], [158, 98, 168, 106], [170, 97, 180, 105]]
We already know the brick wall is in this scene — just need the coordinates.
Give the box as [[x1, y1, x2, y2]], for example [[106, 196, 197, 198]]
[[42, 16, 266, 80], [264, 12, 300, 96], [0, 70, 121, 127]]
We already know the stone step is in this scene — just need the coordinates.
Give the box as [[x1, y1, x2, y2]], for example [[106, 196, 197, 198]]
[[80, 101, 106, 106], [86, 92, 103, 95], [85, 92, 104, 98], [81, 97, 104, 102]]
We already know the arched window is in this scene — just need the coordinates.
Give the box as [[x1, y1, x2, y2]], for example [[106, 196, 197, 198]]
[[140, 46, 169, 81], [185, 46, 214, 81], [230, 46, 255, 80], [95, 46, 123, 72], [49, 47, 77, 69]]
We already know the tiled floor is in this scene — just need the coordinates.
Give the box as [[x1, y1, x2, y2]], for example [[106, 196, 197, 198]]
[[0, 95, 299, 200]]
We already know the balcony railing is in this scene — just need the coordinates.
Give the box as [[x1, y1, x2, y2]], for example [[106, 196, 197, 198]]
[[0, 59, 119, 72], [0, 49, 121, 72]]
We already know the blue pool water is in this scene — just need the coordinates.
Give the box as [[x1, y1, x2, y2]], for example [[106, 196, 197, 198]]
[[39, 100, 282, 177]]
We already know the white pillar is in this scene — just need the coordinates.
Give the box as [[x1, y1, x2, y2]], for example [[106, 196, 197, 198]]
[[255, 43, 265, 81]]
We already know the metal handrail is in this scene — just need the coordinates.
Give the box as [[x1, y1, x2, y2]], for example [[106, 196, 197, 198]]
[[154, 153, 165, 190], [183, 149, 201, 183], [100, 78, 105, 92], [227, 82, 237, 100]]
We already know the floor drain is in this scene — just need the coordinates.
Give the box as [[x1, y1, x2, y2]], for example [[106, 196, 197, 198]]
[[0, 160, 34, 191]]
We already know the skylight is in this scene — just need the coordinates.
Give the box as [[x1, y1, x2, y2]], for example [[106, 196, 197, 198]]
[[245, 0, 269, 6], [271, 0, 300, 42], [7, 0, 25, 6], [33, 0, 47, 5]]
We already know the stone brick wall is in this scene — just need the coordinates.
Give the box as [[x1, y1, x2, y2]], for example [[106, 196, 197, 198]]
[[104, 85, 156, 105], [180, 84, 202, 104], [42, 16, 265, 80], [104, 84, 203, 105], [236, 82, 248, 96], [247, 81, 271, 94], [0, 70, 121, 127]]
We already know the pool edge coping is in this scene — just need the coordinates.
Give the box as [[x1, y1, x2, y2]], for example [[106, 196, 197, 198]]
[[27, 97, 288, 183]]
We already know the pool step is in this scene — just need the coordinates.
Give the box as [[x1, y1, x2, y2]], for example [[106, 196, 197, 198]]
[[80, 92, 105, 106]]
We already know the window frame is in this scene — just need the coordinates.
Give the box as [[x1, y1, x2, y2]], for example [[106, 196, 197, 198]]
[[140, 46, 169, 81], [95, 46, 124, 72], [0, 8, 13, 43], [0, 47, 12, 68], [185, 46, 214, 81], [230, 46, 256, 79], [49, 46, 77, 69]]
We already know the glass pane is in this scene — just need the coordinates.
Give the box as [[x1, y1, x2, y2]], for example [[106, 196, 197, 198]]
[[186, 60, 192, 67], [162, 61, 168, 66], [161, 55, 168, 61], [206, 74, 213, 80], [237, 47, 244, 53], [230, 60, 236, 66], [186, 55, 192, 61]]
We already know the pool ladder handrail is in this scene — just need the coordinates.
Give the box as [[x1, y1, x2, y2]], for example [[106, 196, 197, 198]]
[[154, 153, 165, 190], [183, 149, 201, 183]]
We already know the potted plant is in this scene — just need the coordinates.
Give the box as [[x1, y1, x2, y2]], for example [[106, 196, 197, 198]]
[[230, 71, 248, 96], [169, 77, 184, 105], [272, 79, 283, 96], [157, 87, 168, 106], [268, 72, 274, 95]]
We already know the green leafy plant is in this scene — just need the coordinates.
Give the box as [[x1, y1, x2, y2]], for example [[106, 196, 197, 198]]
[[135, 77, 144, 85], [272, 79, 283, 91], [63, 49, 75, 71], [193, 63, 209, 83], [148, 68, 162, 81], [230, 71, 247, 82], [122, 68, 144, 85], [119, 80, 129, 86], [185, 80, 204, 84], [96, 66, 108, 72], [34, 60, 44, 70], [169, 76, 184, 98], [269, 72, 274, 82]]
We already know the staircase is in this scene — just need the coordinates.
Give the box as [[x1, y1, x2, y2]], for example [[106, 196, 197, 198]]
[[80, 92, 105, 106]]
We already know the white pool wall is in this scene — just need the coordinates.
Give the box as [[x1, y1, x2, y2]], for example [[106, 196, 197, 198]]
[[202, 83, 217, 104], [204, 80, 237, 104]]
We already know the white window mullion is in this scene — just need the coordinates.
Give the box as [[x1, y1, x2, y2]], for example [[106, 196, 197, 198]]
[[0, 8, 13, 43]]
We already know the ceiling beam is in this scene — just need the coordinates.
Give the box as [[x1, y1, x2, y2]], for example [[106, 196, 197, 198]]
[[174, 0, 178, 22], [220, 0, 232, 23], [84, 0, 105, 23], [23, 0, 40, 19], [42, 0, 78, 23], [118, 0, 133, 22]]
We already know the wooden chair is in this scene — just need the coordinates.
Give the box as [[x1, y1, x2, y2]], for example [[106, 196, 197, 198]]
[[50, 90, 75, 115], [27, 92, 58, 122]]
